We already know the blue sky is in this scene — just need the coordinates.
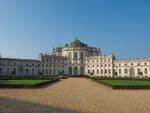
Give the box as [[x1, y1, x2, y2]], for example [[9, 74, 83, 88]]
[[0, 0, 150, 59]]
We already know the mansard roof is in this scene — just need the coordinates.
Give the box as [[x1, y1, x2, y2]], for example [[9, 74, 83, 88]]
[[0, 58, 38, 62]]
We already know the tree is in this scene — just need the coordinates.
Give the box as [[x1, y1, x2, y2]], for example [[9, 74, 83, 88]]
[[39, 72, 43, 77], [138, 72, 143, 77], [90, 72, 94, 76], [11, 71, 16, 78], [113, 72, 118, 77], [58, 71, 64, 76]]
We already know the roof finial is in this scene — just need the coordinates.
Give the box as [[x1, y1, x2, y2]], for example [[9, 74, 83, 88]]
[[75, 37, 78, 40]]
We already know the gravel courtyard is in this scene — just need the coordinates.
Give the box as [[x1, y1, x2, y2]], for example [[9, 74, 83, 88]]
[[0, 78, 150, 113]]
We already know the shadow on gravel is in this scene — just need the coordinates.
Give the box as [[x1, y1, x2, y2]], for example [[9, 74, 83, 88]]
[[0, 97, 86, 113], [36, 79, 63, 89]]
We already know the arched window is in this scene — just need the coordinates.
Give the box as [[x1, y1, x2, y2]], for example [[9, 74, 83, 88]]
[[68, 52, 72, 58], [74, 52, 78, 59], [130, 68, 135, 77], [68, 67, 72, 75], [74, 67, 78, 75], [125, 69, 128, 74], [80, 67, 84, 75]]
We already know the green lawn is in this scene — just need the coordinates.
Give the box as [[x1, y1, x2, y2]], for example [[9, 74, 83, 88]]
[[0, 80, 51, 85], [98, 80, 150, 86]]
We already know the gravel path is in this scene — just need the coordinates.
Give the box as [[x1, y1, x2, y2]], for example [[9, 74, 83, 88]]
[[0, 78, 150, 113]]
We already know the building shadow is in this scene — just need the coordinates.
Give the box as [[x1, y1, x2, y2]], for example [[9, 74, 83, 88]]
[[0, 96, 86, 113]]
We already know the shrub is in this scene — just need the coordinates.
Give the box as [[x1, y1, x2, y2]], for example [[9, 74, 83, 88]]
[[138, 72, 143, 77]]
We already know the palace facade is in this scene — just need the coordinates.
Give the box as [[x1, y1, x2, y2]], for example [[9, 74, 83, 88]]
[[0, 39, 150, 77]]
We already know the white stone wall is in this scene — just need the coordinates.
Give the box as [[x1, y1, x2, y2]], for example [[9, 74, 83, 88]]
[[114, 59, 150, 77], [85, 55, 114, 77]]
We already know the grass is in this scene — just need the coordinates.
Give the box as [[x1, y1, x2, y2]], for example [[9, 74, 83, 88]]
[[98, 80, 150, 86], [0, 80, 51, 85]]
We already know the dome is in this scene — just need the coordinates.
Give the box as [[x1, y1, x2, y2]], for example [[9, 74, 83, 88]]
[[65, 38, 88, 48]]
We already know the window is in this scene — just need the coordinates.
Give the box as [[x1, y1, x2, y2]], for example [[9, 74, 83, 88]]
[[119, 64, 121, 66], [108, 59, 110, 62], [131, 63, 133, 66], [125, 64, 127, 66], [137, 63, 140, 66], [62, 70, 64, 73], [145, 68, 147, 74], [74, 52, 78, 59], [42, 69, 44, 73], [145, 63, 147, 66], [93, 69, 94, 74], [97, 65, 99, 67], [119, 69, 121, 74], [49, 69, 51, 74], [113, 69, 115, 73], [125, 69, 128, 74], [0, 68, 2, 73], [108, 69, 111, 74], [80, 52, 84, 59], [105, 69, 107, 74], [97, 69, 99, 74], [7, 68, 9, 74], [88, 70, 90, 74], [32, 69, 34, 74], [46, 69, 48, 74], [26, 69, 29, 74], [68, 52, 72, 58], [53, 69, 55, 74], [93, 65, 94, 67], [38, 69, 40, 74], [81, 61, 83, 64], [108, 64, 110, 67], [137, 68, 140, 73], [101, 69, 103, 74]]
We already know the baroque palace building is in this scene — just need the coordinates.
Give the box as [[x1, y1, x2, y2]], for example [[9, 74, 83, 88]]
[[0, 38, 150, 77]]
